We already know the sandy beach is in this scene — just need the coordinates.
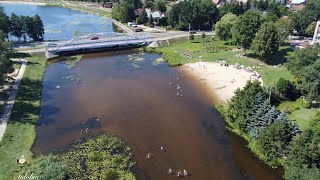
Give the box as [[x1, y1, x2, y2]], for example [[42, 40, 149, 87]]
[[0, 0, 46, 6], [183, 62, 263, 103]]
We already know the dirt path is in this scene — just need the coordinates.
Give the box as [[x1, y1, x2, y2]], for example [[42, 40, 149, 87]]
[[0, 59, 27, 141]]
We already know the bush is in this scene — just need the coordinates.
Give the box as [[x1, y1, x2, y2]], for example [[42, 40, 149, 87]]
[[278, 98, 310, 113], [21, 155, 69, 180]]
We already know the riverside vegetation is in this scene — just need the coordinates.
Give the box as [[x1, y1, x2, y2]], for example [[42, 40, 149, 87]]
[[19, 134, 136, 180]]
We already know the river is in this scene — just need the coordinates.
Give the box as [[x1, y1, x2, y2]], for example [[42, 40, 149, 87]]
[[2, 3, 283, 180]]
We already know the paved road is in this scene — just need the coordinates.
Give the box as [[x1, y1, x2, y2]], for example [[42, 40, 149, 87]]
[[0, 59, 27, 141]]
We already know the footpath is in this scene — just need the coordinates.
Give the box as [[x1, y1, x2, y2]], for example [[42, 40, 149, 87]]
[[0, 59, 27, 141]]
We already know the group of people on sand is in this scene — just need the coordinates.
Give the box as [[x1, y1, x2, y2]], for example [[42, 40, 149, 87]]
[[146, 146, 190, 178]]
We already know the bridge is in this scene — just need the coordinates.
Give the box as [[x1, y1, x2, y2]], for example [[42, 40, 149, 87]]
[[45, 32, 151, 59]]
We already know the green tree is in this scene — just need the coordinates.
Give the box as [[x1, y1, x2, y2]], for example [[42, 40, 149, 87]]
[[0, 6, 10, 40], [9, 13, 23, 41], [252, 22, 279, 59], [153, 0, 166, 12], [28, 15, 44, 41], [168, 0, 219, 30], [232, 10, 262, 51], [276, 78, 293, 96], [305, 22, 317, 37], [263, 12, 278, 22], [215, 13, 238, 41], [257, 122, 294, 166], [226, 81, 264, 126], [137, 9, 148, 24], [274, 18, 293, 42], [286, 46, 319, 76], [284, 121, 320, 180], [297, 60, 320, 101]]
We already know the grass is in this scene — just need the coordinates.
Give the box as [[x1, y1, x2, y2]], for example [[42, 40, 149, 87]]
[[0, 53, 46, 179], [149, 36, 293, 87], [288, 108, 319, 130], [277, 98, 319, 130]]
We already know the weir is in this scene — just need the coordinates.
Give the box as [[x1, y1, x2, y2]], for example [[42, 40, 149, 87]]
[[45, 32, 151, 59]]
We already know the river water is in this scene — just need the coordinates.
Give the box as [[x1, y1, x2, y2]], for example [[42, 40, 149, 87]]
[[2, 3, 282, 180], [1, 3, 114, 40]]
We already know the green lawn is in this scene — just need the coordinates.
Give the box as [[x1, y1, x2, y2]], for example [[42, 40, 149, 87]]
[[150, 36, 293, 86], [0, 53, 46, 179], [288, 108, 320, 131]]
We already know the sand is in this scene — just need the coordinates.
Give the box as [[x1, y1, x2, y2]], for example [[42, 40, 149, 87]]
[[183, 62, 263, 103], [0, 1, 47, 6]]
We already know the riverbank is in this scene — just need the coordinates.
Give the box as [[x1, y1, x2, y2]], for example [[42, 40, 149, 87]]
[[0, 0, 111, 17], [183, 62, 262, 103], [149, 36, 293, 87], [0, 0, 46, 5], [0, 53, 46, 179]]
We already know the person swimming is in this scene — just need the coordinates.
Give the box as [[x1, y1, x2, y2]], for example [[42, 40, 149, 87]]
[[183, 170, 188, 176], [147, 153, 151, 159]]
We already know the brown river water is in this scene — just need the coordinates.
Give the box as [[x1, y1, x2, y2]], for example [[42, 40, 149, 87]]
[[32, 50, 283, 180]]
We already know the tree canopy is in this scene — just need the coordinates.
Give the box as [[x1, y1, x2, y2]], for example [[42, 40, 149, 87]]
[[252, 22, 279, 59], [232, 10, 262, 50], [215, 13, 238, 41], [168, 0, 219, 30]]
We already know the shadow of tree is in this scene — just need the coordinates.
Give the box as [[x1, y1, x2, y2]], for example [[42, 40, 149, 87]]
[[9, 78, 43, 125], [246, 45, 292, 65], [9, 52, 31, 59]]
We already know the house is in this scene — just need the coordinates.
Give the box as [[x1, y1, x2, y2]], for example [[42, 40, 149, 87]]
[[134, 8, 167, 19], [290, 0, 306, 5], [289, 0, 306, 12], [101, 2, 112, 8]]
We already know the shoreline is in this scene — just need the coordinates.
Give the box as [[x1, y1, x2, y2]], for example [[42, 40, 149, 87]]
[[182, 61, 263, 104], [0, 1, 47, 5]]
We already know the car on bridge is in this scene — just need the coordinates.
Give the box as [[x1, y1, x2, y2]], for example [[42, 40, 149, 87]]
[[91, 37, 99, 40]]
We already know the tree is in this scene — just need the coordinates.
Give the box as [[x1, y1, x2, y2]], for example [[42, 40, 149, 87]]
[[153, 0, 166, 12], [274, 18, 293, 42], [226, 81, 264, 126], [284, 121, 320, 180], [139, 9, 148, 24], [263, 12, 278, 22], [276, 78, 293, 96], [297, 60, 320, 101], [10, 13, 23, 41], [147, 14, 154, 27], [257, 122, 294, 166], [215, 13, 238, 41], [252, 22, 279, 59], [232, 10, 262, 50], [305, 22, 317, 37], [168, 0, 219, 30], [286, 46, 319, 76], [0, 6, 10, 40], [28, 15, 44, 41]]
